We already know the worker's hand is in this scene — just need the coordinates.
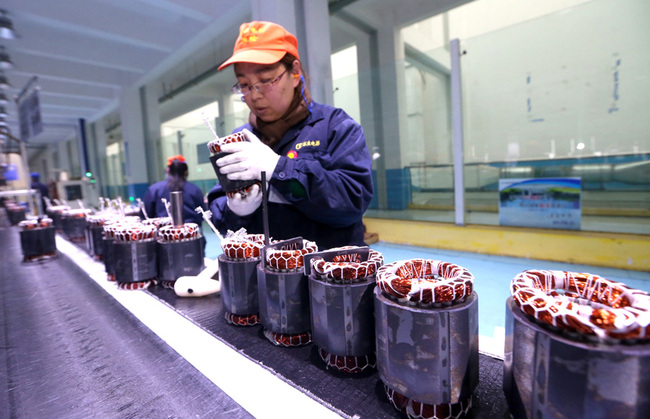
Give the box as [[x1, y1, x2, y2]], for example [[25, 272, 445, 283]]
[[217, 129, 280, 182], [227, 183, 263, 216]]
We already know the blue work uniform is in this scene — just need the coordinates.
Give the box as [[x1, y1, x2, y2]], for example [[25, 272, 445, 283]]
[[142, 180, 206, 226], [30, 180, 49, 212], [207, 102, 373, 251]]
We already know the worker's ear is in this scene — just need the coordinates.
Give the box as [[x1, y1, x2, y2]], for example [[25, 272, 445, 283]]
[[291, 61, 302, 87]]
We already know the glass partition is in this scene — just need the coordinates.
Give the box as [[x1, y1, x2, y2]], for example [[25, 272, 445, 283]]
[[358, 0, 649, 235], [458, 0, 649, 233], [105, 140, 126, 199]]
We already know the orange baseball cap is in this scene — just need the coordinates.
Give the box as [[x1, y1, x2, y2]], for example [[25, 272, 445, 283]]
[[218, 21, 299, 71], [167, 154, 186, 166]]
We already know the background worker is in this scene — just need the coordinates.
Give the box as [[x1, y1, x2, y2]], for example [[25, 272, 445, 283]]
[[30, 172, 49, 214], [207, 21, 373, 250], [143, 155, 206, 227]]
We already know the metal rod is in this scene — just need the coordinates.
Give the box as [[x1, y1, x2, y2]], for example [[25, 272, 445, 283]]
[[261, 172, 270, 247], [450, 39, 466, 226], [170, 191, 183, 226]]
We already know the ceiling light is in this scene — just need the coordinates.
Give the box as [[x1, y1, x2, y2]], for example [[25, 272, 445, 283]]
[[0, 118, 8, 127], [0, 10, 15, 40], [0, 106, 6, 118], [0, 91, 8, 104], [0, 71, 9, 89], [0, 46, 12, 69]]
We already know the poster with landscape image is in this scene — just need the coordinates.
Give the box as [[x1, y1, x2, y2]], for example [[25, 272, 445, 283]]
[[499, 178, 581, 230]]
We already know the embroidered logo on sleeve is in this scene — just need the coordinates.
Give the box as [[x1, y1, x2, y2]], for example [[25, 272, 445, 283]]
[[294, 140, 320, 150]]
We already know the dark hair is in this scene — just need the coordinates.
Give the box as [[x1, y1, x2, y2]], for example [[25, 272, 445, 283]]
[[280, 53, 308, 79], [280, 53, 311, 109], [280, 53, 297, 68], [167, 160, 188, 192]]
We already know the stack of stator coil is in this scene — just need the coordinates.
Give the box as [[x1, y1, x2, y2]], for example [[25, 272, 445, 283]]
[[307, 246, 384, 373], [18, 217, 56, 261], [374, 259, 478, 419], [155, 192, 204, 289], [257, 237, 318, 347], [504, 269, 650, 419], [112, 223, 158, 290], [219, 229, 267, 326], [61, 208, 92, 243]]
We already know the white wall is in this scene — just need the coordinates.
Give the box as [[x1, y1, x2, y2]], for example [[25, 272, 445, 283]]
[[460, 0, 650, 162]]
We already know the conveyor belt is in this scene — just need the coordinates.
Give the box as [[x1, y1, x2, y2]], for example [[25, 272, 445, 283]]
[[1, 208, 511, 418], [0, 212, 253, 419], [147, 286, 511, 418]]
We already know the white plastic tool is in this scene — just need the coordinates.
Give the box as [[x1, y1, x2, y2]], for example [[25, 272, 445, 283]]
[[174, 258, 221, 297]]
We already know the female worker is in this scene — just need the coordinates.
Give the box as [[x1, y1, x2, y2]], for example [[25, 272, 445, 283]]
[[143, 154, 206, 226], [208, 21, 373, 250]]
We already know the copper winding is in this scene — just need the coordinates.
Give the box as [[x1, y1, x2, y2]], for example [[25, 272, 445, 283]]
[[385, 387, 473, 419], [142, 217, 172, 229], [46, 205, 69, 214], [158, 280, 175, 290], [86, 214, 113, 228], [225, 181, 261, 199], [266, 239, 318, 271], [376, 259, 474, 306], [263, 329, 312, 347], [113, 224, 157, 242], [221, 232, 266, 260], [318, 348, 376, 374], [117, 280, 154, 291], [511, 270, 650, 341], [310, 246, 384, 282], [207, 131, 247, 153], [19, 218, 53, 230], [224, 312, 260, 327], [61, 208, 92, 219], [158, 223, 200, 242], [102, 223, 122, 239], [102, 217, 142, 239], [88, 214, 131, 228]]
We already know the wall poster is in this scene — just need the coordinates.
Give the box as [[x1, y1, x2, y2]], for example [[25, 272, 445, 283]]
[[499, 177, 581, 230]]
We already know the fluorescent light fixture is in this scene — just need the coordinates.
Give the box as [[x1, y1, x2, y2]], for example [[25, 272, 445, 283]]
[[0, 10, 16, 40], [0, 46, 12, 69], [0, 71, 9, 89]]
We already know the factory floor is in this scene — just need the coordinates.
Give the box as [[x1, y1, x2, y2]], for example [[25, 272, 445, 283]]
[[3, 211, 649, 418]]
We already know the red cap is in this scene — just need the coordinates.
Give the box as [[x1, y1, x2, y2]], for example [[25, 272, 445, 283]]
[[167, 154, 186, 166], [218, 21, 299, 71]]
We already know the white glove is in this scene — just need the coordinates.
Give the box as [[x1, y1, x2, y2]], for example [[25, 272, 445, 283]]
[[217, 129, 280, 182], [227, 183, 263, 216]]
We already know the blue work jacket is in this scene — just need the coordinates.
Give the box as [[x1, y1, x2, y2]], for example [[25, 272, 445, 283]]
[[142, 180, 206, 226], [208, 102, 373, 251]]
